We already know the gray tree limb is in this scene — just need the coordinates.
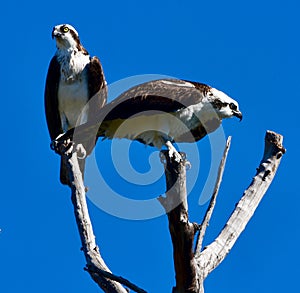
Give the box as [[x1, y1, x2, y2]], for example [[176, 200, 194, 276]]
[[196, 131, 285, 281], [195, 136, 232, 255], [52, 129, 285, 293], [159, 131, 285, 293], [57, 141, 146, 293], [158, 151, 199, 293]]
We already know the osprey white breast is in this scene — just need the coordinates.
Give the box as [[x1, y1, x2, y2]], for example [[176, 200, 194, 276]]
[[44, 23, 107, 185], [57, 50, 91, 130]]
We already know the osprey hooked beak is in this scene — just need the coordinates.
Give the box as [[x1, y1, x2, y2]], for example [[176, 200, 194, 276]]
[[233, 110, 243, 121], [52, 27, 61, 39]]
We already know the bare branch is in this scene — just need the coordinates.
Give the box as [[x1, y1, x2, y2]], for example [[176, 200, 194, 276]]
[[194, 136, 232, 255], [52, 130, 285, 293], [85, 267, 147, 293], [158, 152, 199, 293], [61, 142, 146, 293], [197, 131, 285, 279]]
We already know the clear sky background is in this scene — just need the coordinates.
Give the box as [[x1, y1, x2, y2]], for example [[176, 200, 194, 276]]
[[0, 0, 298, 292]]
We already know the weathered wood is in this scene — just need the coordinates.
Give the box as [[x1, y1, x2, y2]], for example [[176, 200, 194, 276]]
[[159, 131, 284, 293], [52, 130, 284, 293], [158, 152, 199, 293], [61, 142, 146, 293], [195, 136, 232, 255], [196, 131, 285, 282]]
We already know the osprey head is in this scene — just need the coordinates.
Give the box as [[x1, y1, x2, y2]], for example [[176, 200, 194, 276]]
[[208, 87, 243, 121], [52, 24, 81, 50]]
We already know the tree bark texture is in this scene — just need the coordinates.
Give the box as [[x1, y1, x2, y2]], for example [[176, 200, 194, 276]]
[[52, 130, 284, 293], [159, 131, 285, 293], [59, 142, 146, 293], [196, 131, 285, 280], [159, 152, 199, 293]]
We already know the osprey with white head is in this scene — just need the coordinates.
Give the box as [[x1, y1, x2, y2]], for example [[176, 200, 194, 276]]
[[60, 78, 242, 162], [45, 24, 107, 185]]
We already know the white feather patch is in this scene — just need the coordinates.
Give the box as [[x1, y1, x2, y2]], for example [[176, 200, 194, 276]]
[[57, 50, 91, 131], [160, 80, 195, 88]]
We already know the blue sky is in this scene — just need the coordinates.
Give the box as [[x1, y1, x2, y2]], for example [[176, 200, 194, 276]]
[[0, 0, 298, 292]]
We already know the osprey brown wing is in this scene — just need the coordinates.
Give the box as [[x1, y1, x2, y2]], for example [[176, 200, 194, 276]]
[[87, 56, 107, 100], [44, 56, 63, 141], [85, 56, 108, 123], [100, 79, 208, 121]]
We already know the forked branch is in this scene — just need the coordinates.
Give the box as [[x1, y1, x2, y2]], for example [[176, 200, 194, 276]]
[[159, 131, 285, 293], [52, 130, 284, 293]]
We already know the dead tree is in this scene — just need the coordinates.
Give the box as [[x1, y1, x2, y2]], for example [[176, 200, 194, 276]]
[[53, 130, 285, 292]]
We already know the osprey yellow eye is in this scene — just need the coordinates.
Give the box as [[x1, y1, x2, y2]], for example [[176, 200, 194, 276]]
[[63, 27, 69, 33]]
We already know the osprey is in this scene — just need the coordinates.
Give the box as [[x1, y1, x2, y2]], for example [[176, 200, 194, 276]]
[[60, 79, 242, 162], [44, 24, 107, 185]]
